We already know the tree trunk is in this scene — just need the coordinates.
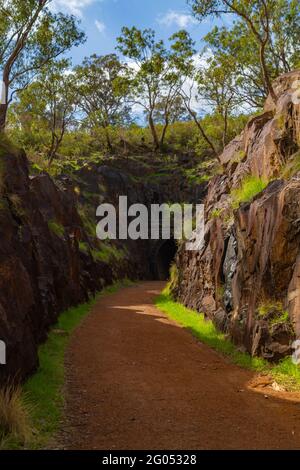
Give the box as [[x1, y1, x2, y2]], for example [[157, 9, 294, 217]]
[[185, 104, 219, 160], [159, 116, 169, 152], [104, 127, 113, 153], [0, 76, 9, 132], [222, 109, 228, 150], [149, 113, 160, 151], [0, 104, 8, 132], [260, 42, 277, 104], [47, 134, 58, 166]]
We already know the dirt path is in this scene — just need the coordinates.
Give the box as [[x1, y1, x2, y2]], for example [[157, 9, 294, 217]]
[[60, 282, 300, 450]]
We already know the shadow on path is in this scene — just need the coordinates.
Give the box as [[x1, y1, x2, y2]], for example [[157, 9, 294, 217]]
[[59, 282, 300, 450]]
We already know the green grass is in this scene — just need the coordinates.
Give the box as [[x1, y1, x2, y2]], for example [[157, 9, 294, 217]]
[[79, 240, 126, 264], [79, 240, 89, 254], [257, 300, 291, 326], [231, 176, 268, 209], [210, 208, 224, 219], [155, 291, 300, 390], [92, 242, 126, 263], [48, 220, 65, 238], [2, 279, 134, 450]]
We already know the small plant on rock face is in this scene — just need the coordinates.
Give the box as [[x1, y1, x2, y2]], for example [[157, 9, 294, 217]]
[[166, 262, 179, 297], [92, 242, 126, 263], [232, 150, 246, 164], [79, 241, 89, 254], [48, 220, 65, 238], [230, 176, 268, 209], [210, 208, 224, 219], [216, 284, 225, 301], [257, 300, 291, 326]]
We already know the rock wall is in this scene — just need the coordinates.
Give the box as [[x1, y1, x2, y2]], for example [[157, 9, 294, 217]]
[[172, 71, 300, 361], [0, 144, 133, 384], [0, 145, 207, 383]]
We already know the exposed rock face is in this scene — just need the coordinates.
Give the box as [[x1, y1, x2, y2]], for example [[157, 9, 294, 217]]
[[172, 70, 300, 361], [0, 145, 130, 384], [0, 146, 207, 383], [69, 156, 207, 280]]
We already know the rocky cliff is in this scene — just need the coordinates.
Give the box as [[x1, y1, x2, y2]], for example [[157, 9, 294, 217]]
[[0, 141, 125, 384], [172, 70, 300, 361], [0, 143, 207, 383]]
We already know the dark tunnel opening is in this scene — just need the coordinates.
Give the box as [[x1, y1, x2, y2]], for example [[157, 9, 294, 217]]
[[152, 239, 177, 281]]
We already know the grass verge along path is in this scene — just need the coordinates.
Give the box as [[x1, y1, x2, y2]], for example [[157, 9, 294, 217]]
[[1, 280, 133, 450], [155, 292, 300, 391]]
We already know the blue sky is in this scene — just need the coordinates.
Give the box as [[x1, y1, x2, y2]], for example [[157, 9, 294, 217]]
[[51, 0, 225, 64]]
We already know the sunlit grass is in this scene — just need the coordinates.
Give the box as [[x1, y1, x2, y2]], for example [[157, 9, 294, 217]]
[[231, 176, 268, 209], [2, 279, 134, 450], [156, 291, 300, 390]]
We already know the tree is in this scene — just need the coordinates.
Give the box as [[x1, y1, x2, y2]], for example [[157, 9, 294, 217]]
[[169, 32, 219, 158], [0, 0, 85, 131], [153, 95, 188, 149], [117, 27, 195, 152], [196, 56, 240, 148], [203, 25, 267, 108], [74, 54, 131, 153], [117, 27, 168, 150], [188, 0, 300, 104], [203, 1, 300, 108], [14, 60, 78, 165]]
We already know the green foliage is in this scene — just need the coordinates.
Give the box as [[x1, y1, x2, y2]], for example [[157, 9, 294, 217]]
[[189, 0, 300, 106], [210, 208, 224, 219], [165, 263, 179, 296], [116, 27, 195, 150], [0, 0, 85, 129], [230, 176, 268, 209], [48, 220, 65, 238], [156, 291, 266, 370], [2, 280, 134, 450], [11, 60, 78, 163], [79, 241, 89, 254], [257, 300, 290, 326], [91, 242, 126, 263], [74, 54, 131, 153], [232, 150, 247, 163]]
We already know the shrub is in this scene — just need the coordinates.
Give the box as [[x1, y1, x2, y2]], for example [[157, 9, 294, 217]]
[[0, 385, 32, 447]]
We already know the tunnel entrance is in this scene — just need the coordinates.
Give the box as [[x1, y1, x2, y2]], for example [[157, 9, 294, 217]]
[[151, 239, 177, 281]]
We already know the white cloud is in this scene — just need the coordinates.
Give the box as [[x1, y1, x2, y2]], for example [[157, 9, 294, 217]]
[[157, 10, 197, 29], [51, 0, 100, 18], [95, 19, 106, 33]]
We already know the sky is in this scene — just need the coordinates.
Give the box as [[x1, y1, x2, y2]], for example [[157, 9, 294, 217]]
[[50, 0, 226, 65]]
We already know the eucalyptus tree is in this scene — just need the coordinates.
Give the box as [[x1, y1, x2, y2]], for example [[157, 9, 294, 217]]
[[117, 27, 196, 151], [196, 55, 240, 148], [0, 0, 85, 131], [75, 54, 131, 153], [14, 60, 78, 165], [169, 31, 219, 157], [188, 0, 300, 104], [117, 27, 169, 150], [203, 0, 300, 108]]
